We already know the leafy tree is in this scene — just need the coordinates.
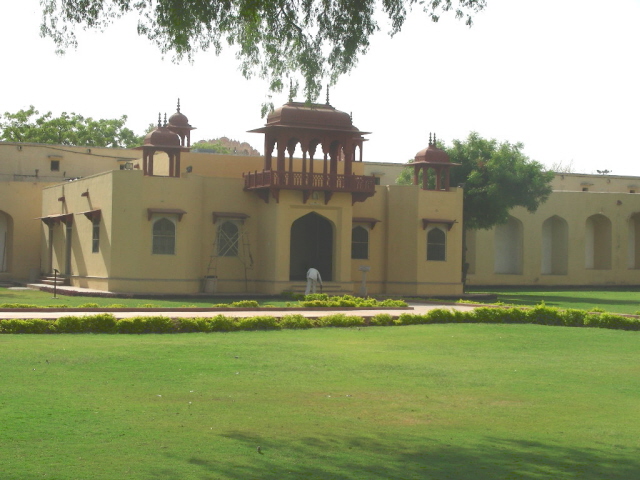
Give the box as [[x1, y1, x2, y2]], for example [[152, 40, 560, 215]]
[[191, 141, 233, 155], [0, 106, 142, 148], [40, 0, 487, 109], [397, 132, 554, 285]]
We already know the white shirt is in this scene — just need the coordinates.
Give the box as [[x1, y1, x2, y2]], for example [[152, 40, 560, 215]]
[[306, 268, 322, 283]]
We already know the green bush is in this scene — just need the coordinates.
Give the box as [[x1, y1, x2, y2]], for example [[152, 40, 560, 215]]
[[107, 304, 127, 308], [369, 313, 393, 326], [78, 303, 100, 308], [205, 315, 238, 332], [0, 303, 39, 309], [379, 299, 408, 307], [0, 318, 53, 334], [585, 313, 640, 331], [423, 308, 457, 324], [305, 293, 329, 302], [471, 307, 506, 324], [589, 306, 606, 313], [279, 314, 314, 329], [237, 315, 279, 330], [317, 314, 365, 328], [394, 313, 426, 325], [52, 314, 116, 333], [526, 305, 564, 326], [54, 315, 91, 333], [560, 309, 588, 327], [177, 317, 211, 333], [300, 300, 328, 307], [230, 300, 260, 308], [116, 316, 175, 334], [84, 314, 117, 333]]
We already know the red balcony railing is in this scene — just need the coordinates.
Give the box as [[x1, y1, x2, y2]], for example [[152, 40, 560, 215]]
[[244, 170, 375, 194]]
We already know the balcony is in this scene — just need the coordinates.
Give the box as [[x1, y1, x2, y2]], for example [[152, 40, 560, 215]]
[[244, 170, 376, 204]]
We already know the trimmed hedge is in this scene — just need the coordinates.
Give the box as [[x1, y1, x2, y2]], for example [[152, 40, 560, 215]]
[[2, 305, 640, 334], [299, 294, 407, 308]]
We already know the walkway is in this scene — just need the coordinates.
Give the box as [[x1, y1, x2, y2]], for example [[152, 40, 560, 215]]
[[2, 284, 477, 320], [0, 304, 476, 320]]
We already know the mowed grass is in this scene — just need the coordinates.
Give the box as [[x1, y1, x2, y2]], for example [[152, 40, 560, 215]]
[[0, 287, 289, 308], [466, 287, 640, 314], [2, 325, 639, 479]]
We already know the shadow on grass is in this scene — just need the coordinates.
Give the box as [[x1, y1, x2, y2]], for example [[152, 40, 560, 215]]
[[151, 431, 639, 480]]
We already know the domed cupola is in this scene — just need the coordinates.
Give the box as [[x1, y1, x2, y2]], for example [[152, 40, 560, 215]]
[[167, 99, 196, 147], [136, 113, 187, 178], [245, 88, 374, 205], [407, 133, 459, 191]]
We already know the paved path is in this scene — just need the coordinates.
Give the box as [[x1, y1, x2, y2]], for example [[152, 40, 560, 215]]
[[0, 303, 477, 320]]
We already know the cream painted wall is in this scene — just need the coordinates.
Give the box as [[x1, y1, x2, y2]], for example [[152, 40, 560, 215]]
[[467, 191, 640, 286], [0, 182, 44, 281], [0, 143, 137, 182]]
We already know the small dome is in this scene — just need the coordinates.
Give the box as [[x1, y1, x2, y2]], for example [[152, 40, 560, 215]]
[[414, 143, 450, 164], [167, 99, 192, 128], [412, 134, 450, 165], [267, 102, 352, 130], [143, 126, 181, 148], [168, 111, 190, 127]]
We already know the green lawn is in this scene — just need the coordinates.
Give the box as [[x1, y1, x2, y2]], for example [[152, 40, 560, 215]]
[[2, 325, 639, 479], [0, 287, 289, 308], [466, 287, 640, 314]]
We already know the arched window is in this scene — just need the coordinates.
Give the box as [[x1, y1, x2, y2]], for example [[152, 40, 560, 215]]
[[217, 221, 239, 257], [351, 226, 369, 259], [427, 228, 446, 261], [92, 216, 100, 253], [152, 218, 176, 255]]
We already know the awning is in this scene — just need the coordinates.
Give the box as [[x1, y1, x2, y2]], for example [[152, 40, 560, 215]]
[[147, 208, 187, 221], [36, 213, 74, 226], [76, 209, 101, 221], [212, 212, 250, 224], [352, 217, 381, 230], [422, 218, 457, 231]]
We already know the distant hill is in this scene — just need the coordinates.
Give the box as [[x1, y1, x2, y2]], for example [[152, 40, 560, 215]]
[[192, 137, 261, 156]]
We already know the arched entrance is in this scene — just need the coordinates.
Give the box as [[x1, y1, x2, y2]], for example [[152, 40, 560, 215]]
[[290, 212, 333, 281]]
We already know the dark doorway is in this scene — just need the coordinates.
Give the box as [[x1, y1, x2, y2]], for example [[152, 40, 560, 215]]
[[290, 212, 333, 281]]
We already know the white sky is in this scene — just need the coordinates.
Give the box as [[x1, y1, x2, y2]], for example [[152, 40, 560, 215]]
[[1, 0, 639, 175]]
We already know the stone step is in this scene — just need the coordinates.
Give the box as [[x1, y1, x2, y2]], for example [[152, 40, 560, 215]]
[[40, 276, 69, 286]]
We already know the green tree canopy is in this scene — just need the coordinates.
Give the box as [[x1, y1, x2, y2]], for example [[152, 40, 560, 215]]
[[397, 132, 554, 230], [0, 106, 142, 148], [40, 0, 486, 108]]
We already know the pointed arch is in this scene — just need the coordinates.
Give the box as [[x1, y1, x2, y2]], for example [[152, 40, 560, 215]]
[[541, 215, 568, 275], [628, 213, 640, 269], [290, 212, 334, 281], [494, 216, 523, 274], [585, 214, 611, 269]]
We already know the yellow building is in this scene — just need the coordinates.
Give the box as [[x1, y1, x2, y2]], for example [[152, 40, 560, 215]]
[[364, 163, 640, 287], [464, 173, 640, 287], [1, 101, 465, 296]]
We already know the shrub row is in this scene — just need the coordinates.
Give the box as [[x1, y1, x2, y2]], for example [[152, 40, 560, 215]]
[[2, 306, 640, 334], [298, 294, 407, 308]]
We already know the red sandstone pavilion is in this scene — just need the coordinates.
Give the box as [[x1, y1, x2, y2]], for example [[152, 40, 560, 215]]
[[244, 101, 376, 205]]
